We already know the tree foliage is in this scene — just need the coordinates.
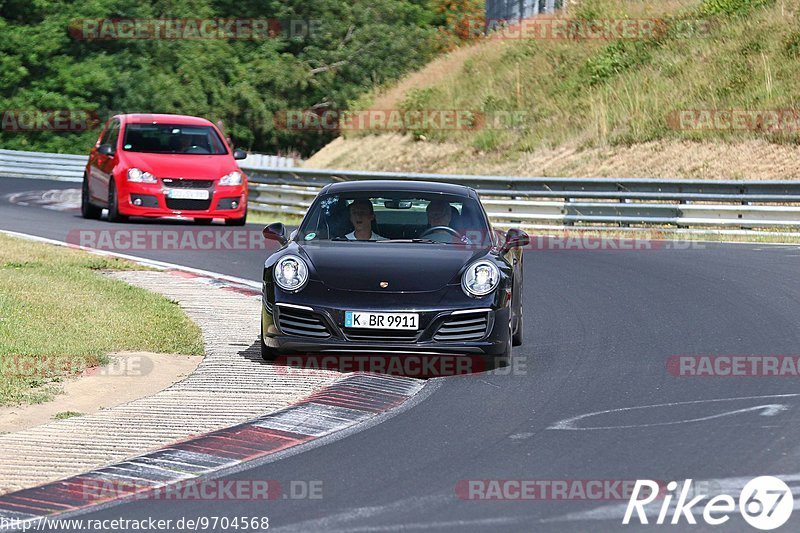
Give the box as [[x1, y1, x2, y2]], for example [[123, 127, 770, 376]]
[[0, 0, 472, 155]]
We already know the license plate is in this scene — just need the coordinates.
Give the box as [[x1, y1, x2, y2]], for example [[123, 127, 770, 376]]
[[167, 188, 209, 200], [345, 311, 418, 330]]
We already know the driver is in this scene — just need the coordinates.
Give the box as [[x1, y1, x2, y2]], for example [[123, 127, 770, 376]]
[[178, 135, 192, 153], [346, 199, 387, 241], [423, 199, 457, 242], [426, 199, 452, 228]]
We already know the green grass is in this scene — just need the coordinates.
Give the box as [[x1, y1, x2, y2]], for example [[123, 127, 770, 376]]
[[351, 0, 800, 151], [53, 411, 83, 420], [0, 234, 204, 407]]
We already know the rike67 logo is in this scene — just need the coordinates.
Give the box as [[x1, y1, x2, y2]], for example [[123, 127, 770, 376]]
[[624, 476, 793, 530]]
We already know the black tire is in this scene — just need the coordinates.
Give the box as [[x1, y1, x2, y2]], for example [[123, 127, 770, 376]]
[[81, 174, 102, 220], [107, 178, 128, 223], [260, 324, 278, 361], [492, 316, 513, 369], [225, 212, 247, 226], [512, 303, 524, 346]]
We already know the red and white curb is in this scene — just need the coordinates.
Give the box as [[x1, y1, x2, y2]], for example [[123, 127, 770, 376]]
[[0, 230, 428, 525], [0, 373, 423, 525]]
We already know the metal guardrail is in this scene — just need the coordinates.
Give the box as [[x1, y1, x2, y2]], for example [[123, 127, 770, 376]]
[[0, 148, 295, 182], [3, 148, 800, 231], [247, 168, 800, 231], [0, 148, 87, 181], [486, 0, 563, 24]]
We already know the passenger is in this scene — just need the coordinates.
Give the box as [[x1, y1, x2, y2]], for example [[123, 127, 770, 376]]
[[346, 199, 387, 241]]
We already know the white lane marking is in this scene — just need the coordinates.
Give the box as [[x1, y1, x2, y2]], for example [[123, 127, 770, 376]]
[[6, 189, 81, 211], [542, 473, 800, 523], [0, 229, 261, 289], [548, 394, 799, 431], [0, 510, 40, 521]]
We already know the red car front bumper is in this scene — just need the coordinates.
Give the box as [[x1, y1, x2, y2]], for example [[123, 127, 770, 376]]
[[115, 180, 248, 220]]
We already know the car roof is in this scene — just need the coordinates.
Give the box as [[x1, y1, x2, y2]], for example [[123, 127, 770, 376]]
[[116, 114, 215, 127], [322, 180, 477, 197]]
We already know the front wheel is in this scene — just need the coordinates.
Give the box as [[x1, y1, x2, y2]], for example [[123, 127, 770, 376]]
[[512, 304, 524, 346], [81, 175, 102, 220], [260, 324, 278, 361], [492, 316, 513, 369], [107, 178, 128, 223]]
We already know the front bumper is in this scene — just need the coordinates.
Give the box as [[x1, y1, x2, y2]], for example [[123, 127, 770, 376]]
[[261, 290, 511, 358], [117, 180, 247, 219]]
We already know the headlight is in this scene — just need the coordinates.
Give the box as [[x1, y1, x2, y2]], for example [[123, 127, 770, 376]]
[[462, 260, 500, 297], [127, 167, 157, 183], [219, 171, 243, 186], [274, 255, 309, 292]]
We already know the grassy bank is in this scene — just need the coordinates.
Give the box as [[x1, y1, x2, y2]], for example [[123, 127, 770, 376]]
[[0, 234, 203, 406], [318, 0, 800, 174]]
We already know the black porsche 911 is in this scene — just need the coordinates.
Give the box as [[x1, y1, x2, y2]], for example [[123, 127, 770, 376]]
[[260, 180, 529, 371]]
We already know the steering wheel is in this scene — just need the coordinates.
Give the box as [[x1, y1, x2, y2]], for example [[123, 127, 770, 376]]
[[419, 226, 462, 239]]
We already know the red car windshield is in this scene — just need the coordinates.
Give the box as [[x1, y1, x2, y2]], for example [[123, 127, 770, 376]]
[[122, 124, 228, 155]]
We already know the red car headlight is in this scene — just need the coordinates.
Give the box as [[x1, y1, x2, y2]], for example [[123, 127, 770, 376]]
[[219, 171, 243, 186], [127, 168, 157, 183]]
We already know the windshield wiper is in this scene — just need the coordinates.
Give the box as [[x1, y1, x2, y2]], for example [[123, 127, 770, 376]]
[[384, 238, 448, 244], [329, 237, 380, 242]]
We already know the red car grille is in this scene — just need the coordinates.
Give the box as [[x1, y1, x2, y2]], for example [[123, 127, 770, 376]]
[[162, 178, 214, 188], [165, 198, 212, 211]]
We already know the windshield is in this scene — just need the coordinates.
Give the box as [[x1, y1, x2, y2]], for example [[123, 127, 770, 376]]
[[298, 192, 491, 244], [122, 124, 228, 155]]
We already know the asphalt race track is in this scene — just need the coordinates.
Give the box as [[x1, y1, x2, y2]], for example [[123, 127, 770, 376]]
[[3, 177, 800, 531]]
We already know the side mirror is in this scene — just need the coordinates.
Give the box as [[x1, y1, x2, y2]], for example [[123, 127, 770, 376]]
[[233, 149, 247, 160], [98, 144, 115, 156], [262, 222, 288, 245], [502, 228, 530, 252]]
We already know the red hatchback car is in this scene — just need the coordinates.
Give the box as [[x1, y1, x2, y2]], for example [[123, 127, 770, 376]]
[[82, 113, 248, 225]]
